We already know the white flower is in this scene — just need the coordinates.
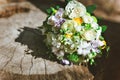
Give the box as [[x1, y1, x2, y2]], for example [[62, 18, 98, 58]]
[[64, 38, 73, 45], [65, 0, 86, 19], [77, 46, 91, 56], [62, 59, 70, 65], [61, 20, 78, 31], [91, 40, 104, 48], [52, 38, 62, 48], [73, 36, 80, 44], [96, 27, 102, 40], [82, 14, 93, 23], [47, 16, 57, 25], [91, 22, 99, 29], [90, 40, 105, 53], [92, 48, 100, 53], [77, 41, 91, 56], [82, 29, 97, 41], [55, 8, 65, 18], [47, 8, 65, 27], [70, 44, 75, 49], [74, 26, 82, 32], [81, 41, 91, 48]]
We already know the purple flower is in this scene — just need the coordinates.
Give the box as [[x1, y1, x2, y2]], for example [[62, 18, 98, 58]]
[[55, 8, 64, 18], [62, 59, 70, 65], [47, 8, 65, 28], [91, 40, 104, 48], [54, 18, 65, 27]]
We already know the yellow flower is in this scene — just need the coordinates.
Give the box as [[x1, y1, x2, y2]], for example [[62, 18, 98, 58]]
[[102, 41, 106, 49], [65, 33, 73, 38], [73, 18, 83, 25]]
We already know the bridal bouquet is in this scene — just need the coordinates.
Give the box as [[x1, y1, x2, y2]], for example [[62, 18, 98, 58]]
[[41, 0, 109, 65]]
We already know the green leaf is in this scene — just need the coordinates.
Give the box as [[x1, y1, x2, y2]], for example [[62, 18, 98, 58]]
[[105, 46, 110, 57], [46, 7, 57, 15], [99, 36, 104, 41], [85, 24, 91, 30], [101, 25, 107, 33], [86, 4, 97, 13], [97, 17, 103, 22], [67, 53, 79, 63], [65, 0, 72, 3], [106, 46, 110, 52], [90, 59, 95, 65], [56, 6, 60, 9], [46, 8, 52, 15], [92, 16, 97, 22]]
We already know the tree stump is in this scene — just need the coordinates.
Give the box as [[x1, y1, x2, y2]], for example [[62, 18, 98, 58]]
[[0, 1, 94, 80]]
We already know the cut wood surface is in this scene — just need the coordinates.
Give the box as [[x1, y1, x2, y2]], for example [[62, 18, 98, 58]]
[[0, 2, 30, 18], [0, 1, 93, 80]]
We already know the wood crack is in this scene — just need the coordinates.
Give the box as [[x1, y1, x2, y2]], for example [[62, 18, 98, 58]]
[[2, 44, 18, 70], [44, 59, 47, 75], [29, 57, 34, 75], [20, 51, 25, 74], [0, 40, 13, 51]]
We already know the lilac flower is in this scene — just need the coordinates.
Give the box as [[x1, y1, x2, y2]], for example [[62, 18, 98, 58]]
[[55, 8, 64, 18], [91, 48, 100, 53], [90, 40, 104, 53], [47, 8, 65, 28], [91, 40, 104, 48], [62, 59, 70, 65]]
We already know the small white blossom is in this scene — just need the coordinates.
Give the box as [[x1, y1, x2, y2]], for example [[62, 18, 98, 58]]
[[91, 22, 99, 29], [96, 27, 102, 39], [74, 26, 82, 32], [77, 41, 91, 56], [47, 16, 57, 25], [92, 48, 100, 53]]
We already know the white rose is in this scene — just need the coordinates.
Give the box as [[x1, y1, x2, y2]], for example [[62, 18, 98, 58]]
[[74, 26, 82, 32], [82, 29, 97, 41], [61, 20, 78, 31], [65, 0, 86, 19], [82, 15, 93, 23]]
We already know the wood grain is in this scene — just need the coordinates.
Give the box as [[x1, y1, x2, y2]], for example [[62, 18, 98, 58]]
[[0, 1, 93, 80]]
